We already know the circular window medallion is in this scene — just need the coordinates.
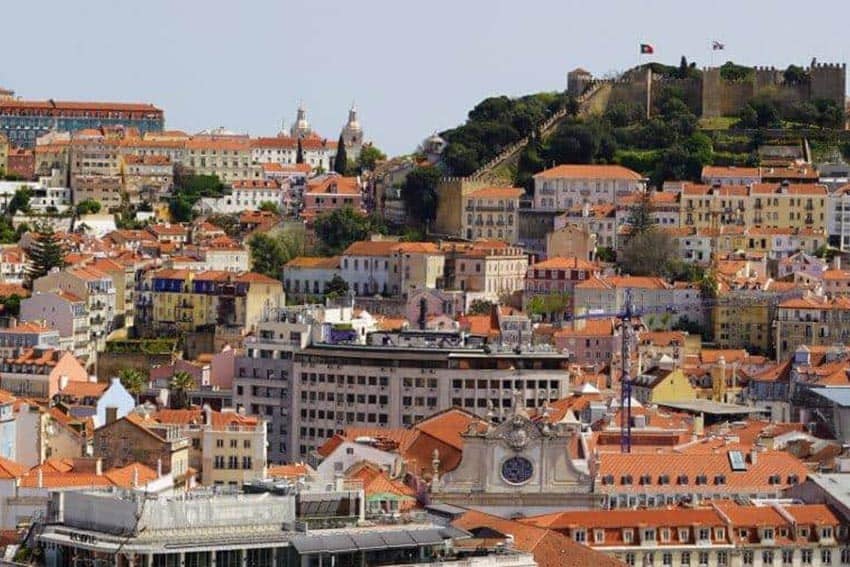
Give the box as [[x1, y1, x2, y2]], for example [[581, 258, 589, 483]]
[[501, 456, 533, 485]]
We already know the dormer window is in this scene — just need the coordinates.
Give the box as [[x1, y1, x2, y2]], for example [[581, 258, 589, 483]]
[[714, 474, 726, 485], [787, 474, 799, 484], [594, 529, 605, 544], [762, 528, 774, 542], [677, 474, 689, 485], [799, 527, 809, 539], [603, 474, 615, 485], [715, 528, 725, 541], [695, 474, 708, 485], [623, 529, 634, 544], [573, 529, 586, 543], [698, 528, 710, 542], [821, 526, 834, 540], [768, 474, 781, 485], [621, 475, 633, 485], [678, 528, 689, 542], [660, 528, 670, 543], [643, 529, 656, 542], [658, 474, 670, 485], [639, 474, 652, 485]]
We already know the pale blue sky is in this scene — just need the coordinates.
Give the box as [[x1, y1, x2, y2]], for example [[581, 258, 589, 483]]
[[2, 0, 848, 155]]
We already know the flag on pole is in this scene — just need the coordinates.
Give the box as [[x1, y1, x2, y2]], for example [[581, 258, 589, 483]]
[[712, 40, 725, 51], [640, 43, 654, 54]]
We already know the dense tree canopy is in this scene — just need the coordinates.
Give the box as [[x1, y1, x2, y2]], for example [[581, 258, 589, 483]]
[[440, 92, 569, 176], [313, 207, 386, 255], [248, 229, 304, 279], [357, 145, 386, 172], [75, 199, 102, 215], [401, 166, 442, 227], [8, 187, 32, 216]]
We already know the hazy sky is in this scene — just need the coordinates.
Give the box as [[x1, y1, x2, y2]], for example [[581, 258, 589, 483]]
[[2, 0, 848, 155]]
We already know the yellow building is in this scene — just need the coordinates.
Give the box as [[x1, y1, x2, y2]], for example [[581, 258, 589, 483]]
[[184, 137, 262, 183], [679, 182, 828, 233], [154, 407, 267, 486], [0, 133, 8, 174], [632, 364, 696, 404], [461, 186, 524, 243], [143, 269, 284, 336]]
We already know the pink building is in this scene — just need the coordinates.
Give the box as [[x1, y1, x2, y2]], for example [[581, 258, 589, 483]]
[[302, 174, 362, 217]]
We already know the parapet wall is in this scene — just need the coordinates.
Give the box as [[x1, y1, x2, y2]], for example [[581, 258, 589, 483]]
[[595, 62, 846, 118]]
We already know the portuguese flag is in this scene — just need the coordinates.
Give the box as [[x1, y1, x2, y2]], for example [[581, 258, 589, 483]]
[[640, 43, 654, 54]]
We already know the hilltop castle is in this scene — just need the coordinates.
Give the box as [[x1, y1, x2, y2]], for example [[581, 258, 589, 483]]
[[567, 62, 847, 119]]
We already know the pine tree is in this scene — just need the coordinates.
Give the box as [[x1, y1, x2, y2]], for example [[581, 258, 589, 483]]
[[296, 138, 304, 164], [26, 223, 66, 286], [333, 134, 348, 175]]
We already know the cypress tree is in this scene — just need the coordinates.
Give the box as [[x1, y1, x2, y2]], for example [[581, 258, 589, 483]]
[[333, 134, 348, 175], [296, 138, 304, 164], [26, 223, 66, 286]]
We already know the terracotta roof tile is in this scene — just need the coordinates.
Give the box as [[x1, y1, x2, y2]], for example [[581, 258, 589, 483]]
[[535, 165, 643, 181]]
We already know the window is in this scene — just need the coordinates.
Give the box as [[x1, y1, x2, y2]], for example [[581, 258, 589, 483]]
[[841, 548, 850, 565], [230, 439, 237, 448], [743, 551, 754, 565], [662, 552, 672, 566], [801, 549, 812, 564], [763, 528, 774, 541], [822, 549, 832, 565], [681, 551, 690, 566], [242, 456, 252, 469], [678, 528, 689, 542], [643, 529, 655, 542], [781, 549, 793, 566], [715, 528, 725, 541], [594, 529, 605, 544], [698, 552, 708, 566], [762, 550, 774, 565], [214, 456, 224, 469], [216, 439, 224, 448], [573, 529, 586, 543], [823, 527, 834, 539], [243, 440, 251, 449], [625, 553, 635, 566], [622, 529, 633, 543], [717, 551, 728, 566], [660, 528, 670, 543], [698, 528, 710, 542]]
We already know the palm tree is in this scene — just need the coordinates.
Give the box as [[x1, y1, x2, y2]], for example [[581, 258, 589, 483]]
[[118, 368, 147, 405], [169, 371, 196, 410]]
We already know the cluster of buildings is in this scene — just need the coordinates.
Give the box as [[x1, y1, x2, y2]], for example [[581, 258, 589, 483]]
[[3, 81, 850, 567]]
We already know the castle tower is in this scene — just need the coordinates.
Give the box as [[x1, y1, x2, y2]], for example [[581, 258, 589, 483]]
[[289, 102, 312, 139], [340, 103, 364, 159]]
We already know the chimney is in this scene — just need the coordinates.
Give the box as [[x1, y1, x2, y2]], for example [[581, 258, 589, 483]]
[[105, 407, 118, 425], [157, 458, 162, 477], [750, 447, 758, 465], [834, 256, 842, 271], [694, 412, 704, 437], [132, 466, 139, 488], [95, 458, 102, 476], [37, 469, 43, 489]]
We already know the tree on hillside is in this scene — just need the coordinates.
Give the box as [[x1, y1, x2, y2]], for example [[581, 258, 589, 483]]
[[207, 213, 241, 236], [248, 230, 304, 279], [0, 294, 22, 317], [468, 299, 495, 315], [258, 201, 281, 215], [325, 274, 350, 298], [618, 229, 678, 277], [313, 207, 386, 255], [401, 166, 442, 227], [26, 224, 65, 285], [8, 187, 32, 216], [169, 370, 196, 410], [118, 367, 147, 404], [625, 191, 655, 240], [783, 65, 809, 85], [296, 138, 304, 164], [334, 134, 348, 175], [357, 145, 386, 172], [75, 199, 102, 216]]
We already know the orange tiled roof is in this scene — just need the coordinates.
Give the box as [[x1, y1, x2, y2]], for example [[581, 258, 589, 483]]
[[702, 166, 760, 178], [452, 510, 624, 567], [535, 164, 642, 181], [467, 187, 524, 200], [596, 449, 807, 493], [267, 463, 311, 479], [57, 381, 108, 398], [531, 256, 600, 271], [305, 175, 359, 195], [285, 256, 340, 269], [750, 182, 826, 195]]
